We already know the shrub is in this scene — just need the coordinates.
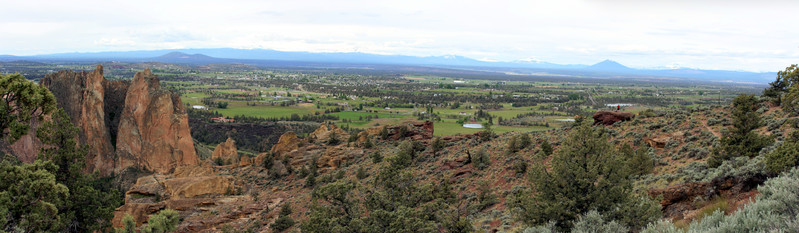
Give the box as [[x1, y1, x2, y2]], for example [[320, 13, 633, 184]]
[[476, 181, 498, 211], [765, 140, 799, 173], [271, 204, 295, 232], [141, 209, 180, 233], [356, 166, 368, 179], [371, 151, 383, 163], [540, 140, 553, 156], [571, 210, 628, 233], [471, 147, 490, 170]]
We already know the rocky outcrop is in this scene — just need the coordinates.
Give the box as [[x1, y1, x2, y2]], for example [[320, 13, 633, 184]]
[[270, 131, 302, 156], [318, 144, 364, 169], [357, 121, 434, 141], [115, 69, 198, 174], [592, 111, 634, 126], [309, 123, 349, 143], [645, 136, 671, 149], [269, 123, 366, 172], [40, 65, 118, 174], [34, 65, 198, 175], [239, 156, 252, 167], [112, 168, 235, 228], [648, 174, 768, 220], [212, 138, 238, 164], [6, 116, 44, 163]]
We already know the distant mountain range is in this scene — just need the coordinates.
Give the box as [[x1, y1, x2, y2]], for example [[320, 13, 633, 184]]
[[0, 48, 776, 84]]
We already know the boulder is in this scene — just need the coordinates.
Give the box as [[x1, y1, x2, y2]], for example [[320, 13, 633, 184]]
[[212, 137, 238, 164], [270, 131, 302, 156], [116, 68, 198, 174], [645, 136, 670, 149], [592, 111, 634, 126], [239, 156, 252, 167], [270, 160, 289, 177]]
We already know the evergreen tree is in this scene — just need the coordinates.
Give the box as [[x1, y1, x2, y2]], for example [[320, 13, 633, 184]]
[[328, 131, 340, 145], [519, 133, 532, 149], [0, 73, 57, 143], [271, 203, 295, 232], [0, 159, 69, 232], [0, 74, 65, 232], [708, 94, 773, 167], [379, 126, 389, 140], [37, 108, 122, 232], [540, 140, 554, 156], [510, 120, 659, 231]]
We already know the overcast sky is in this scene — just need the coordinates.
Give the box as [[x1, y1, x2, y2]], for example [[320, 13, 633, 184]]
[[2, 0, 798, 72]]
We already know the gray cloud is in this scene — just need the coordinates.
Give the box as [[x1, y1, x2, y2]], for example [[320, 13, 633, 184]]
[[0, 0, 797, 72]]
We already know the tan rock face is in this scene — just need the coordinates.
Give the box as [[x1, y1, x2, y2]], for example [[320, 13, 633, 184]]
[[212, 138, 238, 164], [40, 65, 117, 175], [113, 169, 235, 227], [358, 121, 434, 142], [116, 69, 198, 174], [270, 131, 302, 156], [239, 156, 252, 167], [37, 66, 196, 175], [309, 123, 349, 143], [318, 144, 364, 170]]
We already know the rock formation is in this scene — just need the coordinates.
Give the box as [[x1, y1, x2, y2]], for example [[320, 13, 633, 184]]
[[270, 124, 366, 171], [309, 123, 349, 143], [270, 131, 302, 156], [40, 65, 122, 174], [212, 137, 238, 165], [592, 111, 634, 126], [115, 68, 198, 174], [648, 174, 767, 221], [112, 165, 235, 228], [357, 120, 434, 141], [33, 65, 197, 175]]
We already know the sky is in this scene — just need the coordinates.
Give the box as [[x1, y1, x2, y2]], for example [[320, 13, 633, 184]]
[[1, 0, 798, 72]]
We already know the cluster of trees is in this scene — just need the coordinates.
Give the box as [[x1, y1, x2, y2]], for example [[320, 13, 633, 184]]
[[117, 209, 179, 233], [0, 74, 122, 232], [301, 142, 472, 232], [763, 65, 799, 173], [509, 120, 660, 231]]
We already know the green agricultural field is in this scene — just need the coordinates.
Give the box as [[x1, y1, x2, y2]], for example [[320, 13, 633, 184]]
[[214, 102, 320, 118]]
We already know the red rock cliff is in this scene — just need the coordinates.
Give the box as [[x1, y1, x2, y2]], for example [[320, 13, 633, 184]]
[[37, 65, 197, 175], [115, 68, 198, 174]]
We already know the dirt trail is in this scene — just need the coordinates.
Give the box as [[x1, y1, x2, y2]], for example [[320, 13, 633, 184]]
[[702, 119, 721, 138]]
